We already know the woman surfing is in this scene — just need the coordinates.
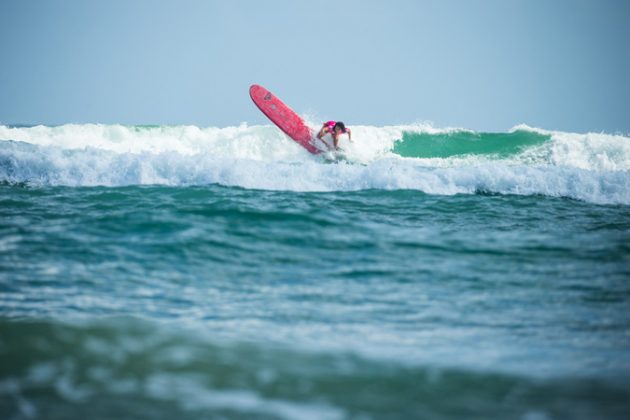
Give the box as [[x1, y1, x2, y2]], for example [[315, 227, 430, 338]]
[[316, 121, 353, 150]]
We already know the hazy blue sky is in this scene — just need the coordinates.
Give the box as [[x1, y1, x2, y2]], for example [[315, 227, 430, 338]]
[[1, 0, 628, 132]]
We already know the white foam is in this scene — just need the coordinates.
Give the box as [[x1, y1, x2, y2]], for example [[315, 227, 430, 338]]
[[0, 123, 307, 160], [1, 123, 628, 204], [510, 124, 630, 171]]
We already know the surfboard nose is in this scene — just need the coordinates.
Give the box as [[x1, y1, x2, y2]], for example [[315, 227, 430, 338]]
[[249, 85, 320, 154], [249, 84, 265, 101]]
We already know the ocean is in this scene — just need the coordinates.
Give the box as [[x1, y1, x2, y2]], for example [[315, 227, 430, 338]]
[[1, 123, 629, 419]]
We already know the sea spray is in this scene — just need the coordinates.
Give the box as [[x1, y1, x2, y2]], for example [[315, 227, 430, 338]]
[[0, 123, 628, 204]]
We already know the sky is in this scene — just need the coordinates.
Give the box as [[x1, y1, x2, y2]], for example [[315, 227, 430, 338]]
[[0, 0, 628, 132]]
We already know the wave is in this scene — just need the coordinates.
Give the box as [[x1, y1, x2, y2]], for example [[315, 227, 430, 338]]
[[393, 128, 551, 158], [1, 318, 628, 420], [0, 123, 628, 204]]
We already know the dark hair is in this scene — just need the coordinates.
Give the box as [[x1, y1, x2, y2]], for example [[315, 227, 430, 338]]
[[333, 122, 346, 132]]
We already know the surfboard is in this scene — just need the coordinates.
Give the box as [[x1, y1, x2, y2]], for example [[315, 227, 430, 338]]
[[249, 84, 320, 154]]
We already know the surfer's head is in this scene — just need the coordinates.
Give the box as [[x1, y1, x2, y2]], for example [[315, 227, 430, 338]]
[[333, 122, 346, 133]]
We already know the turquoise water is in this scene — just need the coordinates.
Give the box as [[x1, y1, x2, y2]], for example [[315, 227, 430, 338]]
[[1, 124, 630, 419], [393, 129, 551, 158]]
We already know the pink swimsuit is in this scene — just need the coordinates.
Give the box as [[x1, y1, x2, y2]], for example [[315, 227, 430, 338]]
[[324, 121, 337, 132], [325, 121, 350, 133]]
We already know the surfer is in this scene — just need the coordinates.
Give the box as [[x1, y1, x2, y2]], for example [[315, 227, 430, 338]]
[[317, 121, 353, 150]]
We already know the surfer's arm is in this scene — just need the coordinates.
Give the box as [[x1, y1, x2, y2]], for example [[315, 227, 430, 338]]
[[315, 126, 333, 149], [347, 128, 353, 142], [317, 126, 332, 146], [316, 126, 326, 139]]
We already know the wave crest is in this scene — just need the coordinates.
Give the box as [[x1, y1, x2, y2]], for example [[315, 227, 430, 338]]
[[0, 123, 628, 204]]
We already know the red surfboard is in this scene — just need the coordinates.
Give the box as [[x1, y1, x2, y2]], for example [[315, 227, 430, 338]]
[[249, 84, 320, 154]]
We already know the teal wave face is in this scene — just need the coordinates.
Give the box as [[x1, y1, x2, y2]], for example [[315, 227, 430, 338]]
[[393, 129, 551, 158]]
